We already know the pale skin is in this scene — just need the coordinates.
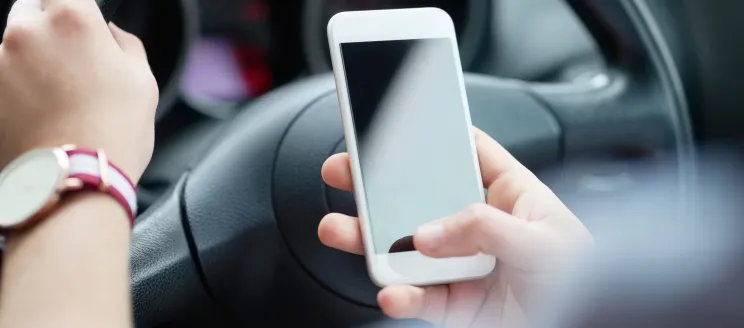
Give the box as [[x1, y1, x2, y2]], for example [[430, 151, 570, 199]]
[[0, 0, 157, 327], [319, 129, 593, 327]]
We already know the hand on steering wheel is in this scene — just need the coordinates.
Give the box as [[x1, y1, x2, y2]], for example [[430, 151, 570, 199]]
[[0, 0, 157, 183], [319, 128, 592, 327]]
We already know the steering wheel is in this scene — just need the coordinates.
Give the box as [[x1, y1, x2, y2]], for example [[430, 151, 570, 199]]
[[129, 1, 698, 326]]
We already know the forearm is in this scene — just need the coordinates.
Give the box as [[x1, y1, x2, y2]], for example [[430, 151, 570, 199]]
[[0, 194, 132, 328]]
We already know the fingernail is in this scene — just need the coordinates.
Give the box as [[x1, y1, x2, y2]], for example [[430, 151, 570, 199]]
[[416, 222, 445, 249]]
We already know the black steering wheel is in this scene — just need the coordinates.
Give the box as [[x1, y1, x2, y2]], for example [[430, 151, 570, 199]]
[[129, 0, 700, 326]]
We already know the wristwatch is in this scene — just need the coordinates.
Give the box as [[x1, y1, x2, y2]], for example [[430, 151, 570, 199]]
[[0, 146, 137, 230]]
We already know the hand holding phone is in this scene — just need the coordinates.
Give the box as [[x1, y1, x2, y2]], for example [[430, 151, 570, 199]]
[[328, 7, 493, 287], [319, 128, 591, 326], [318, 8, 591, 327], [324, 8, 590, 325]]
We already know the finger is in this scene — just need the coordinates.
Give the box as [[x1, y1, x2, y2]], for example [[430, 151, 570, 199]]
[[108, 22, 148, 63], [3, 0, 43, 51], [321, 153, 354, 192], [443, 279, 489, 328], [414, 203, 545, 269], [378, 285, 448, 324], [318, 213, 364, 255], [40, 0, 109, 40]]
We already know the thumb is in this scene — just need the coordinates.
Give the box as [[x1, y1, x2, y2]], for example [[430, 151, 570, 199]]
[[413, 204, 556, 271], [108, 22, 148, 63]]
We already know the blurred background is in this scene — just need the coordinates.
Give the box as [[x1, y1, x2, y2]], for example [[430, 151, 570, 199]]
[[181, 0, 601, 115]]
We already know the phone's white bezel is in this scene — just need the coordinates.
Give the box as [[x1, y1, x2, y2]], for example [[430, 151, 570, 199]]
[[327, 8, 495, 287]]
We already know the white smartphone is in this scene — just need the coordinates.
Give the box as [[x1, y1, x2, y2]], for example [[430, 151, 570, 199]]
[[327, 8, 496, 287]]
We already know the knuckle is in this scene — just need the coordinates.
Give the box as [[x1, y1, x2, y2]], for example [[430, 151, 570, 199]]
[[49, 2, 89, 33], [465, 203, 490, 221], [2, 23, 36, 50], [462, 204, 492, 230]]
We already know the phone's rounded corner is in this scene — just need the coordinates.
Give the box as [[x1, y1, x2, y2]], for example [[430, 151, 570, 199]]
[[443, 256, 498, 284], [366, 257, 394, 288], [369, 274, 393, 289], [423, 7, 456, 30], [326, 12, 344, 40], [479, 255, 498, 277]]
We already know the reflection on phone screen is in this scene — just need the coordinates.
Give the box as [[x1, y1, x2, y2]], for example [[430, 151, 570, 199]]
[[341, 38, 482, 255]]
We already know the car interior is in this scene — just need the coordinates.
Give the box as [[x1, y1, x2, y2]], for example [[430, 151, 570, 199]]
[[2, 0, 744, 326]]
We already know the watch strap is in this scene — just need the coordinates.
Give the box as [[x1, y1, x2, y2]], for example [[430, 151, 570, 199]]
[[66, 149, 137, 226]]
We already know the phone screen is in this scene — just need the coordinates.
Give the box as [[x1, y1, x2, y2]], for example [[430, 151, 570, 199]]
[[340, 38, 483, 255]]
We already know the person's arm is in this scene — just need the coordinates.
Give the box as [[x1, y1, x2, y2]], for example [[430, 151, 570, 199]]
[[0, 0, 158, 327], [0, 194, 131, 328]]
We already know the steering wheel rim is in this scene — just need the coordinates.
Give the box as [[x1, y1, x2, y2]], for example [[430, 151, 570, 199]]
[[131, 0, 695, 326]]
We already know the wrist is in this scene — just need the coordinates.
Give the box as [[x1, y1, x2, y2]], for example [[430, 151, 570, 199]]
[[58, 192, 131, 226], [5, 192, 130, 250]]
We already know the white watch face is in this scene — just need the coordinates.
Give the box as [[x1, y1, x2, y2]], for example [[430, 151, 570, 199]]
[[0, 149, 68, 228]]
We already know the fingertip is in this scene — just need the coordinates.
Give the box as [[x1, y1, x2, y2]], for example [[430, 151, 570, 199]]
[[317, 213, 340, 246], [377, 289, 402, 318], [322, 152, 348, 172], [413, 220, 446, 257], [378, 286, 425, 319], [317, 213, 364, 255], [321, 153, 354, 192]]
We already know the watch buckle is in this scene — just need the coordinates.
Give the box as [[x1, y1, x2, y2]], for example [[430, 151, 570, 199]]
[[97, 149, 110, 191], [60, 145, 111, 191]]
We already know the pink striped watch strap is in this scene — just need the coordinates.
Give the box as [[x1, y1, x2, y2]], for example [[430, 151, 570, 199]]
[[66, 149, 137, 226]]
